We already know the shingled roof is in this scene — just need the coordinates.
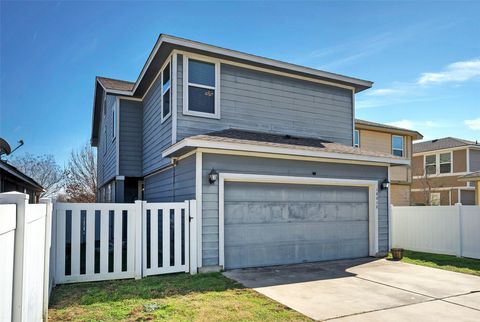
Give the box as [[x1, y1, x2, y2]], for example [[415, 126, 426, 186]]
[[413, 137, 479, 153], [163, 128, 408, 164], [96, 77, 135, 92], [355, 119, 423, 140]]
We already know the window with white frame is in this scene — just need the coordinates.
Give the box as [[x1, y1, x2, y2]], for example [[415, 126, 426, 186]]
[[354, 130, 360, 147], [439, 152, 451, 174], [161, 60, 171, 121], [392, 135, 404, 157], [430, 192, 440, 206], [112, 102, 117, 140], [425, 154, 436, 175], [184, 56, 219, 118]]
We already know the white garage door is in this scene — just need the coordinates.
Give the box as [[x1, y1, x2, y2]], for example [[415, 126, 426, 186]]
[[224, 182, 370, 269]]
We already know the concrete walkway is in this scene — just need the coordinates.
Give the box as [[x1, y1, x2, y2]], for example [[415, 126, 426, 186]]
[[223, 258, 480, 321]]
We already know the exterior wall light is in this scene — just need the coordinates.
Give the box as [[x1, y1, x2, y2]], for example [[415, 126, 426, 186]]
[[381, 179, 390, 190], [208, 168, 218, 184]]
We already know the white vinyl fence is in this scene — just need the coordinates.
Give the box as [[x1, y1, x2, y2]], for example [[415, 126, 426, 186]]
[[53, 200, 196, 284], [0, 192, 52, 322], [391, 204, 480, 259]]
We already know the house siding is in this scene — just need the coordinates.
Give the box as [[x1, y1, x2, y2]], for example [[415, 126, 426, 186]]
[[97, 94, 117, 187], [201, 153, 388, 267], [144, 154, 195, 202], [470, 149, 480, 172], [119, 99, 143, 177], [177, 60, 353, 145], [143, 72, 172, 175]]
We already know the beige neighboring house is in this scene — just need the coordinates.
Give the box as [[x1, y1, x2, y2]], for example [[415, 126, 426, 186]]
[[458, 171, 480, 205], [354, 119, 423, 206], [411, 137, 480, 206]]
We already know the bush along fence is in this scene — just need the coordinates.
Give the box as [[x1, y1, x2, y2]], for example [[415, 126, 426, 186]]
[[0, 192, 197, 321], [391, 204, 480, 259]]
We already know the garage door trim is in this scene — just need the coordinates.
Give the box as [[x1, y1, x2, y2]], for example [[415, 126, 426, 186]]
[[218, 173, 379, 268]]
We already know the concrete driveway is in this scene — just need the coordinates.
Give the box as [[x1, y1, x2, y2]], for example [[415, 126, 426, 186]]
[[223, 258, 480, 321]]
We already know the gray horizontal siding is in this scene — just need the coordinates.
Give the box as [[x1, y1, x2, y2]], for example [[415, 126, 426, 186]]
[[119, 99, 142, 177], [97, 94, 117, 187], [144, 155, 195, 202], [143, 73, 172, 175], [201, 153, 388, 267], [177, 62, 353, 145]]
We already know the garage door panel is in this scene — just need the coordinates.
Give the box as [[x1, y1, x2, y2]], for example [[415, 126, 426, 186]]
[[225, 221, 368, 246], [224, 182, 370, 269], [225, 202, 368, 224], [225, 183, 369, 203]]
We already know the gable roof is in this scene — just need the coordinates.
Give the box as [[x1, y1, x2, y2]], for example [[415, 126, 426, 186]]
[[355, 119, 423, 140], [163, 128, 408, 165], [91, 34, 374, 146], [413, 137, 480, 153], [0, 160, 44, 191]]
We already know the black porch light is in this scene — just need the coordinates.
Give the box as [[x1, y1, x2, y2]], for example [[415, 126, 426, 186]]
[[381, 179, 390, 190], [208, 168, 218, 184]]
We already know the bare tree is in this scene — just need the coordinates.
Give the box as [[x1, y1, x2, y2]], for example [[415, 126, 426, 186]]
[[10, 153, 64, 198], [64, 143, 97, 202]]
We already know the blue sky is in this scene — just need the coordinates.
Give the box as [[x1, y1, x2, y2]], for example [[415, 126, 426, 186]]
[[1, 1, 479, 165]]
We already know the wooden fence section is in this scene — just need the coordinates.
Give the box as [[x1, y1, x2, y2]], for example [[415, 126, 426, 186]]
[[53, 200, 196, 284], [391, 204, 480, 259]]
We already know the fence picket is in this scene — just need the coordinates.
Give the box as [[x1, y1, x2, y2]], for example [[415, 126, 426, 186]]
[[151, 211, 158, 270], [100, 210, 109, 274], [114, 210, 122, 273], [163, 208, 170, 269], [86, 211, 95, 275], [56, 209, 66, 282], [71, 210, 81, 276], [175, 207, 182, 268]]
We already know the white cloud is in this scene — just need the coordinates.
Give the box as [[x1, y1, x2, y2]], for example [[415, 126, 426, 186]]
[[366, 88, 403, 96], [386, 120, 440, 130], [417, 59, 480, 85], [465, 117, 480, 130]]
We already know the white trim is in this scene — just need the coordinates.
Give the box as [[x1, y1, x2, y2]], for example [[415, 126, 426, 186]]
[[387, 165, 392, 250], [411, 187, 474, 192], [115, 176, 125, 180], [131, 35, 370, 96], [115, 98, 120, 175], [162, 138, 410, 165], [118, 96, 143, 102], [354, 129, 360, 148], [171, 52, 178, 144], [182, 53, 221, 119], [160, 57, 172, 123], [413, 145, 480, 156], [392, 135, 404, 157], [195, 151, 203, 268], [217, 173, 380, 268]]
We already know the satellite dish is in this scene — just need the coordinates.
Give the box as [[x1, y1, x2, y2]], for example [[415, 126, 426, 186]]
[[0, 138, 12, 156]]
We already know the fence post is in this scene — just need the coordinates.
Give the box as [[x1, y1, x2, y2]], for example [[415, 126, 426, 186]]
[[39, 197, 53, 321], [455, 203, 463, 257], [134, 200, 144, 279], [189, 200, 197, 275], [0, 192, 28, 322]]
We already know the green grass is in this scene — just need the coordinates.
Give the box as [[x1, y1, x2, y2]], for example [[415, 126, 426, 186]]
[[388, 250, 480, 276], [48, 272, 311, 321]]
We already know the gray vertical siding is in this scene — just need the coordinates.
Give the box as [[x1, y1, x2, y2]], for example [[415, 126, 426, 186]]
[[144, 154, 196, 202], [143, 71, 172, 175], [119, 99, 143, 177], [177, 62, 353, 145], [201, 153, 388, 267], [469, 149, 480, 172], [97, 94, 117, 187]]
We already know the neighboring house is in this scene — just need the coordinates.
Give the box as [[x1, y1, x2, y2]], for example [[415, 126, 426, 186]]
[[90, 34, 409, 271], [458, 171, 480, 205], [354, 119, 423, 206], [0, 160, 43, 203], [412, 137, 480, 205]]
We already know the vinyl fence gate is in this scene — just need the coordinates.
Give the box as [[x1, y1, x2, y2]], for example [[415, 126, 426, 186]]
[[53, 200, 196, 284]]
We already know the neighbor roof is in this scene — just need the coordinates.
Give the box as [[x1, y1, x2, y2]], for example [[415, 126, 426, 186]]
[[355, 119, 423, 140], [91, 34, 374, 146], [0, 160, 43, 191], [163, 129, 409, 165], [413, 137, 480, 153]]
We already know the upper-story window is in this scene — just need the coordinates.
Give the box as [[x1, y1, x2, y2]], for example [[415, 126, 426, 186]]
[[354, 130, 360, 147], [439, 152, 452, 173], [425, 152, 452, 175], [425, 155, 436, 175], [392, 135, 404, 157], [184, 55, 220, 119], [161, 60, 171, 122], [112, 101, 117, 141]]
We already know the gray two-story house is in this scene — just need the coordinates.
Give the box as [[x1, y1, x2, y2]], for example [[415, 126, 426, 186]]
[[91, 34, 408, 271]]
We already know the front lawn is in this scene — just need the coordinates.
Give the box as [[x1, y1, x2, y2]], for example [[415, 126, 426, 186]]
[[389, 250, 480, 276], [48, 272, 310, 321]]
